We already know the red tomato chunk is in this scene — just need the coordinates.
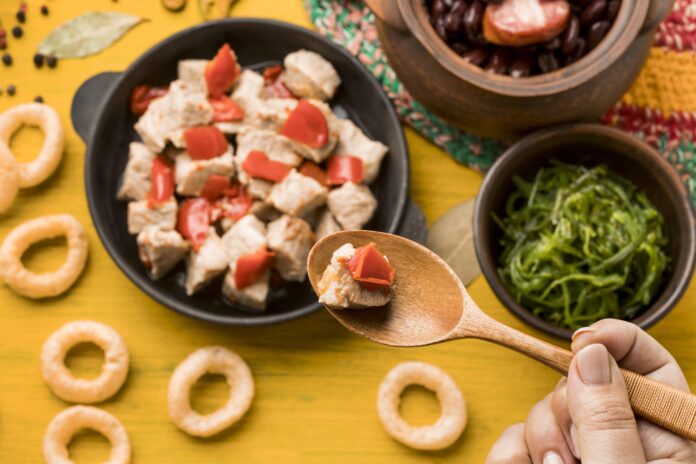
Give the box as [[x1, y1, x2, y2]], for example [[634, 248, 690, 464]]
[[345, 243, 396, 291], [214, 187, 253, 222], [205, 43, 241, 98], [280, 100, 329, 148], [234, 248, 276, 290], [148, 156, 175, 208], [242, 150, 292, 183], [327, 156, 364, 185], [184, 126, 229, 160], [177, 198, 211, 250], [298, 161, 327, 186], [200, 175, 231, 201], [209, 96, 245, 122], [130, 85, 168, 115]]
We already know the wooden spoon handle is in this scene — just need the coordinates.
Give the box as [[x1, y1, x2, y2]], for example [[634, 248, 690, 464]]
[[621, 369, 696, 441]]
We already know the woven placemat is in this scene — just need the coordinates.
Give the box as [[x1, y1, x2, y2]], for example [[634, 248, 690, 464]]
[[306, 0, 696, 206]]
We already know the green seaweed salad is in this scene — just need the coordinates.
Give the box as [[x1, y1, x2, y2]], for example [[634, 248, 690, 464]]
[[492, 161, 669, 330]]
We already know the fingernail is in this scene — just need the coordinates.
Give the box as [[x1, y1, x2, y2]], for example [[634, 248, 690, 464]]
[[570, 425, 581, 459], [576, 344, 612, 385], [543, 451, 564, 464], [572, 327, 594, 342]]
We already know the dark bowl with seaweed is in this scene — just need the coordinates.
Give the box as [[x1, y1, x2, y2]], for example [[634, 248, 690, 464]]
[[473, 124, 696, 340]]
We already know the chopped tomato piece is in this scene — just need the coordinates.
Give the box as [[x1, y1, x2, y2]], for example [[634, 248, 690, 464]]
[[241, 150, 292, 183], [280, 100, 329, 148], [327, 156, 364, 185], [184, 126, 229, 160], [298, 161, 328, 186], [130, 85, 168, 115], [200, 175, 231, 201], [216, 187, 253, 222], [177, 198, 211, 251], [209, 95, 245, 122], [147, 156, 175, 208], [205, 43, 241, 98], [345, 243, 396, 291], [234, 248, 276, 289], [263, 65, 283, 85]]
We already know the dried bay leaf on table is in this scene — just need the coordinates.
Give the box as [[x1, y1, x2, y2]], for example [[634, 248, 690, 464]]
[[38, 12, 145, 59], [426, 199, 481, 286]]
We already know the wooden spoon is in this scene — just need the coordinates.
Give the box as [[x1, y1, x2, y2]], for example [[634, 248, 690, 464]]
[[307, 230, 696, 441]]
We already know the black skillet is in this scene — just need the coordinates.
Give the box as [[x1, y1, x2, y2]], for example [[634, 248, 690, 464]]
[[72, 18, 425, 326]]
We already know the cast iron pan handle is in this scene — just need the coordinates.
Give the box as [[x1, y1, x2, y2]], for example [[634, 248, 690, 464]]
[[71, 72, 121, 143]]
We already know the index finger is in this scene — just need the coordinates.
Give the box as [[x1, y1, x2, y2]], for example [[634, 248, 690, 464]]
[[571, 319, 688, 391]]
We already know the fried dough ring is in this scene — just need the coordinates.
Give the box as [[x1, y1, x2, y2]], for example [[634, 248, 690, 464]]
[[0, 141, 19, 213], [0, 103, 64, 188], [377, 361, 467, 450], [41, 321, 129, 403], [168, 346, 255, 437], [43, 405, 131, 464], [0, 215, 88, 298]]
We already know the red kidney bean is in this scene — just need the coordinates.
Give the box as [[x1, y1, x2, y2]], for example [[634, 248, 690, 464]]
[[463, 1, 484, 40], [509, 54, 535, 77], [450, 42, 469, 55], [445, 0, 468, 35], [569, 37, 587, 62], [461, 46, 489, 66], [430, 0, 448, 23], [561, 15, 580, 53], [435, 17, 448, 41], [545, 37, 562, 51], [537, 52, 560, 73], [580, 0, 607, 27], [606, 0, 620, 21], [586, 20, 610, 50], [485, 48, 512, 74]]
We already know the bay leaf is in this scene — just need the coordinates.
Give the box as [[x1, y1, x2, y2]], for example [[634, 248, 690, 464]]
[[426, 199, 481, 286], [38, 12, 145, 59]]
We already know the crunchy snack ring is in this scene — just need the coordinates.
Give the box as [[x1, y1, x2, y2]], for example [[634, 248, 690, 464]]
[[0, 141, 19, 213], [0, 215, 88, 298], [0, 103, 64, 188], [42, 321, 129, 404], [168, 346, 254, 437], [43, 405, 130, 464], [377, 361, 467, 450]]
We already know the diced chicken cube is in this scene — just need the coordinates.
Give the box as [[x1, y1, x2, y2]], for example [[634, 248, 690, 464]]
[[245, 98, 297, 131], [127, 199, 177, 235], [174, 148, 235, 196], [185, 228, 228, 295], [333, 118, 388, 184], [221, 214, 267, 263], [315, 209, 343, 241], [222, 267, 270, 311], [235, 128, 302, 185], [285, 100, 339, 163], [136, 227, 189, 279], [267, 215, 314, 282], [317, 243, 391, 309], [117, 142, 155, 201], [178, 59, 208, 93], [231, 70, 265, 111], [282, 50, 341, 101], [268, 169, 327, 217], [135, 80, 213, 152], [327, 182, 377, 230], [247, 178, 273, 200]]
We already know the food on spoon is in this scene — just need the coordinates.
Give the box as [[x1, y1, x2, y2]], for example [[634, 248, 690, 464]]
[[317, 242, 395, 309], [119, 44, 389, 311], [493, 161, 669, 330], [483, 0, 571, 47]]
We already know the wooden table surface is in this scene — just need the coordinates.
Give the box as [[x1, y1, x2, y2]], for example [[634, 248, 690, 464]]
[[0, 0, 693, 462]]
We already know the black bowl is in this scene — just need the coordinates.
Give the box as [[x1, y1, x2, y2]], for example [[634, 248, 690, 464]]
[[473, 124, 696, 340], [72, 19, 412, 325]]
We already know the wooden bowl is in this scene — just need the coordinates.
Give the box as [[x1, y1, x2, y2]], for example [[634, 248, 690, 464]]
[[473, 124, 696, 339], [367, 0, 673, 139]]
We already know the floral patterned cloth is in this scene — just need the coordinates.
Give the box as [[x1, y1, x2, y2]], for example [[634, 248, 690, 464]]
[[306, 0, 696, 206]]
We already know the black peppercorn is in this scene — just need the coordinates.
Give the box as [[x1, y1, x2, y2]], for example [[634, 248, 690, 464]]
[[7, 85, 16, 96], [16, 11, 26, 24], [34, 96, 44, 103], [11, 26, 22, 38], [33, 53, 44, 68], [46, 54, 57, 68], [40, 5, 49, 16], [2, 53, 12, 66]]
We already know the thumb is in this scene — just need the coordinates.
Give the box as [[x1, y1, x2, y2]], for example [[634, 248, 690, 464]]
[[566, 343, 646, 464]]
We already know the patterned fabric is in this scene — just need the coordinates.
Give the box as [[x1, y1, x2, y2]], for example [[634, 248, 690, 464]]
[[306, 0, 696, 206]]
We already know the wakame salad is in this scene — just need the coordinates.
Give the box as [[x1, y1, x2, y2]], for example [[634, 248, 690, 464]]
[[492, 161, 669, 330]]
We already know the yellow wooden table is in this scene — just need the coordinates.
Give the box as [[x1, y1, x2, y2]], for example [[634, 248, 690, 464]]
[[0, 0, 693, 462]]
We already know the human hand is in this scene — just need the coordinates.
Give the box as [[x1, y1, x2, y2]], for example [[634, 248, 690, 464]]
[[486, 319, 696, 463]]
